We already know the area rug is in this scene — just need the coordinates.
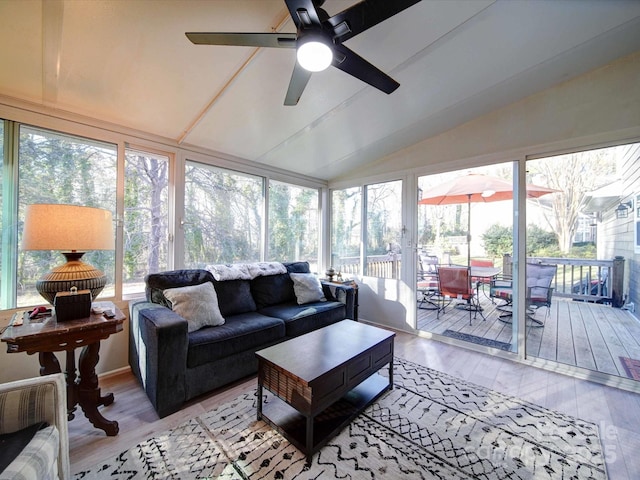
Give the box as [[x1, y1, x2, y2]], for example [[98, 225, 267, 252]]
[[620, 356, 640, 381], [74, 358, 606, 479], [442, 329, 512, 351]]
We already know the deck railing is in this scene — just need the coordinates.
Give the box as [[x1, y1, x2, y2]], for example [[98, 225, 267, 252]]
[[504, 255, 624, 307], [335, 255, 402, 279], [334, 254, 625, 307]]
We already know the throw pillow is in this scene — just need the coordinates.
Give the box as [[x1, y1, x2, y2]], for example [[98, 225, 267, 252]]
[[290, 273, 326, 305], [163, 282, 225, 333]]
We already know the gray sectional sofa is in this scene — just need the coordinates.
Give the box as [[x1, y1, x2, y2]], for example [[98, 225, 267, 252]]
[[129, 261, 355, 418]]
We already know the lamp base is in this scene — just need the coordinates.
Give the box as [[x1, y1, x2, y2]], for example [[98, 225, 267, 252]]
[[36, 252, 107, 305]]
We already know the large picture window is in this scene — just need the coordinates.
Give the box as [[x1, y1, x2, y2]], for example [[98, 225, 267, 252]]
[[17, 126, 117, 307], [331, 180, 403, 279], [123, 148, 169, 295], [267, 180, 319, 269], [184, 161, 263, 266]]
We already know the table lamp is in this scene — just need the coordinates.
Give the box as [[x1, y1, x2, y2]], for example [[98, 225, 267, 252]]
[[22, 204, 114, 305]]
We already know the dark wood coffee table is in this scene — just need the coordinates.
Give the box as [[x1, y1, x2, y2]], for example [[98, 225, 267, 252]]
[[255, 320, 395, 460]]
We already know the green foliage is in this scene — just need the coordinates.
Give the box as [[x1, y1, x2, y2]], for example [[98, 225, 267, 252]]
[[526, 224, 558, 254], [480, 224, 594, 259], [481, 224, 513, 258]]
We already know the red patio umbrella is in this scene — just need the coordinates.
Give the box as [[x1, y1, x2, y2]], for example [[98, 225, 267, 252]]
[[418, 173, 558, 265]]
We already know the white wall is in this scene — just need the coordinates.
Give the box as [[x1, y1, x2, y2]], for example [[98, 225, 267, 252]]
[[338, 51, 640, 181]]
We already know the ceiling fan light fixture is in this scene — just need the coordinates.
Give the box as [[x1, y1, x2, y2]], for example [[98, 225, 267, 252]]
[[296, 36, 333, 72]]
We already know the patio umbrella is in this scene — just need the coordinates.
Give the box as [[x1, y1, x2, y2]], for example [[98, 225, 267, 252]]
[[418, 173, 558, 266]]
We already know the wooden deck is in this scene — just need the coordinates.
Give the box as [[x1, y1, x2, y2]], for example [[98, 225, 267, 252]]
[[417, 289, 640, 378]]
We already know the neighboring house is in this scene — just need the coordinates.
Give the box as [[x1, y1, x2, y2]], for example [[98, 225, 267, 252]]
[[582, 143, 640, 310]]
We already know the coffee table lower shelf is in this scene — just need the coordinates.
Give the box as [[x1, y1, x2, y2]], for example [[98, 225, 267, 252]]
[[258, 373, 390, 460]]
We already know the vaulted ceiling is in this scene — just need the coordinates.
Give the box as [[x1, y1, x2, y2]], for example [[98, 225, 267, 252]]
[[1, 0, 640, 181]]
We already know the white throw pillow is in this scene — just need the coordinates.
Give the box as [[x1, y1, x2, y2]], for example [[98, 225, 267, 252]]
[[290, 273, 326, 305], [163, 282, 225, 332]]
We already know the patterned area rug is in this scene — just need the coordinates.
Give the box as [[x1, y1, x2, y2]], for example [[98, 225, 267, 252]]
[[74, 358, 606, 479], [620, 356, 640, 381], [442, 329, 512, 351]]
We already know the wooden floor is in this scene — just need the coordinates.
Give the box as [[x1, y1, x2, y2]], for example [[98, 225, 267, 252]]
[[69, 329, 640, 479], [417, 290, 640, 378]]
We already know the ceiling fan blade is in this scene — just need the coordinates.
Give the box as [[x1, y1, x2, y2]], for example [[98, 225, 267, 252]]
[[284, 62, 313, 106], [284, 0, 322, 28], [327, 0, 422, 43], [185, 32, 296, 48], [332, 44, 399, 94]]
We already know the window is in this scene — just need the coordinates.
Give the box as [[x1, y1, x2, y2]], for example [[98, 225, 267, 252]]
[[331, 181, 403, 279], [184, 161, 263, 266], [331, 186, 361, 276], [365, 180, 402, 278], [267, 180, 319, 269], [17, 126, 117, 307], [123, 148, 170, 295]]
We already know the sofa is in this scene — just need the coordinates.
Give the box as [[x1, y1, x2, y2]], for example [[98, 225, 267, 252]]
[[129, 261, 355, 418], [0, 373, 69, 480]]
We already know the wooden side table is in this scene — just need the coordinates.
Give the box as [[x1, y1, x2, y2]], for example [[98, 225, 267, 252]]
[[1, 303, 126, 436]]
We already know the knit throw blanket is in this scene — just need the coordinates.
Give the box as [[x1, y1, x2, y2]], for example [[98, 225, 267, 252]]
[[206, 262, 287, 281]]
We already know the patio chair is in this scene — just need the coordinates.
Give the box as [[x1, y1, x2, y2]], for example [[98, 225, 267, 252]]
[[418, 254, 439, 279], [417, 254, 440, 310], [471, 259, 494, 284], [437, 266, 484, 325], [526, 263, 557, 325], [471, 258, 496, 300], [491, 262, 557, 327]]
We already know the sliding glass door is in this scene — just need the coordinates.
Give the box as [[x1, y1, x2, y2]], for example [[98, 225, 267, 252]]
[[416, 163, 516, 352], [525, 142, 640, 383]]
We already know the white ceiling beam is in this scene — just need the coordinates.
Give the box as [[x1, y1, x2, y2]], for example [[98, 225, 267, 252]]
[[42, 0, 64, 106]]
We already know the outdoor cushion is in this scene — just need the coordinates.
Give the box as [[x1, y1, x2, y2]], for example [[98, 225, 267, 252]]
[[186, 313, 285, 368]]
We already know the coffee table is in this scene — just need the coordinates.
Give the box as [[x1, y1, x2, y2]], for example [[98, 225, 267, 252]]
[[255, 320, 395, 460]]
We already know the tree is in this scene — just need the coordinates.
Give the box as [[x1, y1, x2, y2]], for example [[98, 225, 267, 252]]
[[527, 150, 616, 253]]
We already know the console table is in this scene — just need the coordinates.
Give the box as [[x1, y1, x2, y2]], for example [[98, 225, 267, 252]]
[[1, 303, 125, 436]]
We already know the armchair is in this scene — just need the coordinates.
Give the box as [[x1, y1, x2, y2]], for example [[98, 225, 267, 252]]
[[0, 373, 69, 480]]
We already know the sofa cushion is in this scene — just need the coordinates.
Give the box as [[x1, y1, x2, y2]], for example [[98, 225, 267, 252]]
[[258, 301, 346, 337], [163, 282, 225, 333], [213, 279, 256, 316], [284, 261, 311, 274], [251, 273, 295, 309], [0, 425, 59, 480], [145, 269, 215, 307], [0, 422, 47, 473], [186, 313, 285, 368], [290, 273, 326, 304]]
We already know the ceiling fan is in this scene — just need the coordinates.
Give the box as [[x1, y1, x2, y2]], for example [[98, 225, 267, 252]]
[[186, 0, 422, 105]]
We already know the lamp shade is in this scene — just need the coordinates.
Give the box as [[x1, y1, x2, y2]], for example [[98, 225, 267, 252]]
[[22, 204, 114, 251], [22, 204, 114, 305]]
